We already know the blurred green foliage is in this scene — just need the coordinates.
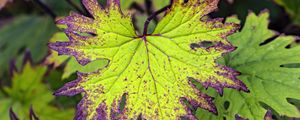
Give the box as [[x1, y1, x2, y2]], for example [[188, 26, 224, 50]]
[[274, 0, 300, 25], [0, 60, 74, 120], [0, 16, 57, 79]]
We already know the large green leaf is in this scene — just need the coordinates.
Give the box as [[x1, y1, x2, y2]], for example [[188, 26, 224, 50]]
[[0, 60, 74, 120], [0, 15, 57, 78], [197, 12, 300, 120], [274, 0, 300, 25], [49, 0, 248, 119], [45, 32, 108, 79]]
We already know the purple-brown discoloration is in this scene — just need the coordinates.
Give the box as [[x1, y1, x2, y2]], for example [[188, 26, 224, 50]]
[[188, 80, 217, 115], [54, 72, 85, 96], [74, 96, 89, 120], [82, 0, 103, 16], [107, 0, 120, 8], [264, 110, 273, 120], [48, 40, 91, 66], [9, 108, 19, 120], [30, 106, 40, 120], [95, 103, 108, 120], [56, 12, 96, 34], [235, 114, 248, 120], [198, 65, 248, 96]]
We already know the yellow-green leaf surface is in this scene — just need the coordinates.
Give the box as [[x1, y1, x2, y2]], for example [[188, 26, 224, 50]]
[[45, 32, 108, 79], [0, 60, 74, 120], [49, 0, 248, 119], [197, 12, 300, 120]]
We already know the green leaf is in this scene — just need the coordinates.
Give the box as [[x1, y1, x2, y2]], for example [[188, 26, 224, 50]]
[[0, 60, 74, 120], [152, 0, 170, 10], [49, 0, 248, 119], [274, 0, 300, 25], [45, 32, 108, 79], [197, 12, 300, 120], [0, 15, 57, 78]]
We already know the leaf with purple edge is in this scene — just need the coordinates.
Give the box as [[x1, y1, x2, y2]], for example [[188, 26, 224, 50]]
[[49, 0, 248, 119], [197, 12, 300, 120], [45, 32, 108, 79]]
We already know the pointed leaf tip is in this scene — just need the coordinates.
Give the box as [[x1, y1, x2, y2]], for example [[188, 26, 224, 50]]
[[9, 108, 19, 120], [29, 107, 39, 120], [235, 114, 248, 120], [264, 110, 273, 120]]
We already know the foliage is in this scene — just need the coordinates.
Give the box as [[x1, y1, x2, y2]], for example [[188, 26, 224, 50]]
[[274, 0, 300, 25], [49, 0, 250, 119], [0, 15, 57, 78], [197, 12, 300, 120], [0, 56, 74, 120], [0, 0, 300, 119]]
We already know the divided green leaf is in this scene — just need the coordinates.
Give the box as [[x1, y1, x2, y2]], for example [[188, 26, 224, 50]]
[[197, 12, 300, 120]]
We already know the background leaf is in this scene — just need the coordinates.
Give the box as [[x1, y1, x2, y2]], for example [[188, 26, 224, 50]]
[[197, 12, 300, 120], [274, 0, 300, 25], [0, 15, 57, 79], [0, 60, 74, 120]]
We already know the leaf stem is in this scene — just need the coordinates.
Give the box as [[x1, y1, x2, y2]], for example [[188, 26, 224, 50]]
[[143, 1, 172, 36], [145, 0, 158, 23], [32, 0, 56, 19]]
